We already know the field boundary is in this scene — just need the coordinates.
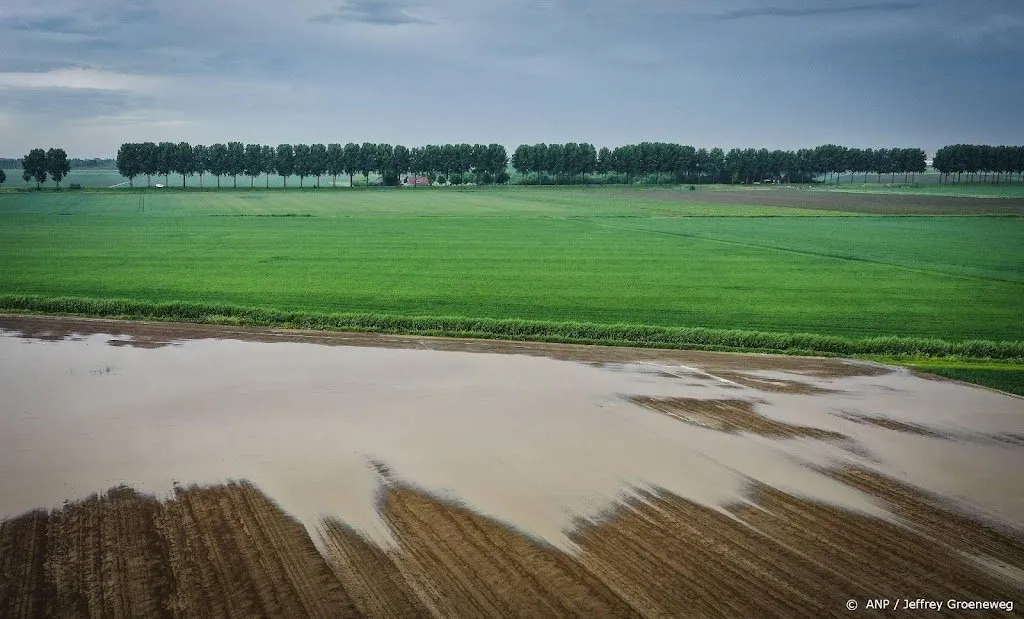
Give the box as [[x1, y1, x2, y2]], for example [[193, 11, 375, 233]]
[[1, 294, 1021, 362]]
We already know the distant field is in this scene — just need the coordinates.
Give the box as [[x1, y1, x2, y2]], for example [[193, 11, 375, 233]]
[[1, 186, 1021, 353], [813, 183, 1024, 199]]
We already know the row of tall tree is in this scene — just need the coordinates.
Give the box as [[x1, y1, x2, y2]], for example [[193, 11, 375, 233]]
[[115, 142, 510, 188], [932, 145, 1024, 183], [19, 148, 71, 188], [512, 143, 928, 185]]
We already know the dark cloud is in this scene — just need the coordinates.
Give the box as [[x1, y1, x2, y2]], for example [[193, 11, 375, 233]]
[[311, 0, 432, 25], [706, 1, 923, 21]]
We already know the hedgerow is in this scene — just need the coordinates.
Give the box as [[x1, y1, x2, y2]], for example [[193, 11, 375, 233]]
[[2, 294, 1021, 361]]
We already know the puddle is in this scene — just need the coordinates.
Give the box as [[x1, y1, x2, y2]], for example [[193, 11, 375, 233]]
[[1, 319, 1023, 549]]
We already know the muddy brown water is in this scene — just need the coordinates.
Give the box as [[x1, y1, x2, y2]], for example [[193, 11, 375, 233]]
[[1, 316, 1023, 616]]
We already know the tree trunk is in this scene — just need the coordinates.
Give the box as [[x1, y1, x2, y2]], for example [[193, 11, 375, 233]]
[[251, 177, 254, 188], [283, 176, 287, 188], [233, 175, 237, 188], [147, 175, 151, 187], [217, 175, 220, 188], [349, 173, 354, 187], [183, 175, 186, 188], [199, 173, 203, 188], [266, 173, 270, 188]]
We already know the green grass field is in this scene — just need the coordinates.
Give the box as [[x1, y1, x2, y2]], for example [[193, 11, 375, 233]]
[[1, 185, 1022, 360]]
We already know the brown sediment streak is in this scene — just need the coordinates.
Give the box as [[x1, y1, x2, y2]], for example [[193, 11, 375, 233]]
[[2, 477, 1023, 617], [319, 517, 429, 618], [0, 510, 51, 618], [156, 481, 357, 618], [378, 484, 637, 618], [828, 466, 1024, 570], [836, 410, 951, 438], [630, 396, 847, 439], [729, 484, 1023, 611]]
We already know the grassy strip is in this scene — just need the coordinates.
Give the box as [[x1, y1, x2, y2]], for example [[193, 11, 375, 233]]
[[2, 294, 1022, 362], [909, 365, 1024, 397]]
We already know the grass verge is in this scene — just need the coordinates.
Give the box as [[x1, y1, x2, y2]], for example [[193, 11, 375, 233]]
[[2, 294, 1022, 362]]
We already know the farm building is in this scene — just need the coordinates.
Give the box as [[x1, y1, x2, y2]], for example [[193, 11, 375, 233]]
[[404, 175, 431, 187]]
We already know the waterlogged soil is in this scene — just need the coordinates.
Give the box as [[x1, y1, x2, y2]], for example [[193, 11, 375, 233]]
[[1, 315, 1022, 617]]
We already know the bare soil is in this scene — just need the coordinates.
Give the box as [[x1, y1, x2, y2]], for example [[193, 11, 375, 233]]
[[2, 476, 1021, 618]]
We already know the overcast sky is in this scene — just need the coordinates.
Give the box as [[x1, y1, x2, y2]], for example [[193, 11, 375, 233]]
[[1, 0, 1021, 157]]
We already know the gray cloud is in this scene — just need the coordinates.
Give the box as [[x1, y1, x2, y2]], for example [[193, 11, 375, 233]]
[[705, 1, 923, 21], [1, 0, 1022, 157], [311, 0, 433, 25]]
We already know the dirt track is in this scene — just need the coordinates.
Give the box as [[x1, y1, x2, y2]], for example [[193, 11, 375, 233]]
[[1, 315, 1022, 616]]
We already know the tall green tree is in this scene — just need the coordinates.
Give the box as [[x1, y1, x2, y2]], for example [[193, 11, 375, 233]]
[[292, 144, 311, 187], [22, 149, 48, 188], [157, 142, 175, 185], [226, 141, 245, 188], [275, 144, 295, 187], [359, 142, 376, 185], [310, 143, 328, 187], [376, 144, 395, 184], [244, 143, 263, 188], [326, 143, 344, 186], [393, 145, 410, 182], [45, 148, 71, 188], [209, 143, 228, 188], [193, 145, 209, 188], [115, 143, 141, 187], [260, 145, 274, 187], [139, 142, 158, 187], [343, 143, 360, 187], [175, 142, 194, 188]]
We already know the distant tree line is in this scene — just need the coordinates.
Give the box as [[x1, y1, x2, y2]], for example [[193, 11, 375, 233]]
[[513, 143, 929, 185], [12, 141, 1021, 190], [18, 148, 71, 189], [932, 145, 1024, 183], [70, 157, 116, 169], [115, 142, 510, 188]]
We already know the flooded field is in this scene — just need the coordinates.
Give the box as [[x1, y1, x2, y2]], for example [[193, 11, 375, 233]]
[[1, 316, 1022, 617]]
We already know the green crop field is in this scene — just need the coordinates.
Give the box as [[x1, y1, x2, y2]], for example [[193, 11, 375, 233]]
[[1, 185, 1022, 360]]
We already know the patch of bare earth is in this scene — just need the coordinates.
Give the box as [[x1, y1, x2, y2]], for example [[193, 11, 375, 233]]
[[630, 396, 846, 439]]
